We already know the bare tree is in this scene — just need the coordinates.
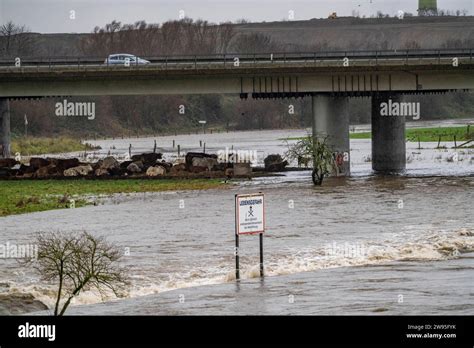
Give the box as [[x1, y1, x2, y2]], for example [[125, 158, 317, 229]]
[[80, 18, 236, 57], [235, 19, 250, 24], [0, 21, 32, 57], [231, 32, 281, 53], [32, 231, 128, 316], [403, 40, 421, 50], [216, 22, 235, 53], [158, 20, 184, 55]]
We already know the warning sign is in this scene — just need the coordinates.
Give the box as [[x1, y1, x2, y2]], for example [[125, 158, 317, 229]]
[[235, 193, 265, 235]]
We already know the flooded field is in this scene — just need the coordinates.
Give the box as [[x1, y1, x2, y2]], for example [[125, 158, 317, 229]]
[[1, 125, 473, 315]]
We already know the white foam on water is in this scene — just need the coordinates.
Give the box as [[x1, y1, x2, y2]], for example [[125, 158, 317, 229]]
[[261, 228, 474, 277], [2, 228, 473, 313]]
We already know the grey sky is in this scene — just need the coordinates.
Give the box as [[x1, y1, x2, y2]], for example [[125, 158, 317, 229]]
[[1, 0, 473, 33]]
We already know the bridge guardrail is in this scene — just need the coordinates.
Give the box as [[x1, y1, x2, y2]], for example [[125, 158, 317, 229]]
[[0, 48, 472, 70]]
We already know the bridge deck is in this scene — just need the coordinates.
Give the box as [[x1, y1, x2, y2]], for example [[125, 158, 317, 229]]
[[0, 49, 473, 97]]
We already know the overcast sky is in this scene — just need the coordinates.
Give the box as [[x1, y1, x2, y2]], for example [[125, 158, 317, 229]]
[[1, 0, 473, 33]]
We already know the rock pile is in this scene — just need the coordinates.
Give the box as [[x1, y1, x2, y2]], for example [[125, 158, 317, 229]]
[[264, 154, 288, 172], [0, 152, 258, 179]]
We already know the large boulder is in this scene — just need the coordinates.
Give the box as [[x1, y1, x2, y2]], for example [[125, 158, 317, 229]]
[[47, 158, 80, 171], [264, 154, 288, 172], [0, 158, 18, 168], [155, 161, 172, 172], [131, 153, 162, 167], [191, 157, 218, 171], [64, 165, 93, 177], [185, 152, 218, 171], [146, 166, 166, 177], [0, 168, 10, 177], [120, 161, 133, 169], [17, 164, 36, 176], [35, 164, 60, 178], [100, 156, 120, 171], [170, 163, 186, 174], [190, 166, 207, 173], [233, 163, 252, 177], [29, 157, 50, 170], [94, 168, 110, 177], [224, 168, 234, 177], [126, 162, 142, 173], [109, 167, 126, 176], [132, 161, 144, 170]]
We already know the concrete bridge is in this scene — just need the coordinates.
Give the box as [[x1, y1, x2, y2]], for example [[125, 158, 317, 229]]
[[1, 48, 473, 173]]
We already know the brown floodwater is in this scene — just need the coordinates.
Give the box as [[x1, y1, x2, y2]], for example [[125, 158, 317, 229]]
[[0, 128, 473, 315]]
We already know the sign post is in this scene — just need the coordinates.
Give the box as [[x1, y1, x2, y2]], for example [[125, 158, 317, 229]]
[[234, 192, 265, 281], [198, 120, 206, 134]]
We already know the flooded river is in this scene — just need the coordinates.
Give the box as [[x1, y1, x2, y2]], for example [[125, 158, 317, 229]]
[[0, 127, 473, 315]]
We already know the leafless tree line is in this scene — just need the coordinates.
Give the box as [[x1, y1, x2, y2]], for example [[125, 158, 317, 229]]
[[0, 21, 33, 56], [80, 18, 240, 56]]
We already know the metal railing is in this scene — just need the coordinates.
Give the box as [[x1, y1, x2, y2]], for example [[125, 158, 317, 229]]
[[0, 48, 472, 70]]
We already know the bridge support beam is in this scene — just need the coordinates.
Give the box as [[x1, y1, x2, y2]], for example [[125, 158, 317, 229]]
[[312, 94, 350, 176], [371, 93, 406, 173], [0, 98, 11, 159]]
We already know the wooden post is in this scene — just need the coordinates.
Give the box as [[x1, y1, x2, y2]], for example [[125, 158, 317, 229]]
[[437, 135, 441, 149], [24, 114, 28, 138], [259, 233, 264, 278], [177, 144, 181, 157], [0, 98, 11, 158], [153, 140, 157, 153], [129, 144, 132, 158], [454, 135, 457, 148]]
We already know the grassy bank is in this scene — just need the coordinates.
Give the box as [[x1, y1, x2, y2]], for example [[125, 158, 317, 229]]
[[0, 179, 226, 217], [350, 126, 473, 142], [12, 137, 99, 156], [282, 126, 473, 143]]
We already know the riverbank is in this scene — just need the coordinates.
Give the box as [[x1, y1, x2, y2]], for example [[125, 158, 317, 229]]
[[38, 252, 474, 315], [0, 178, 227, 217], [351, 126, 473, 143], [1, 174, 472, 315], [282, 126, 474, 144], [12, 136, 99, 156]]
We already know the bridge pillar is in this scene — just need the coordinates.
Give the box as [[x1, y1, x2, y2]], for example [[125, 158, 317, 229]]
[[312, 94, 350, 176], [0, 98, 11, 159], [371, 93, 406, 173]]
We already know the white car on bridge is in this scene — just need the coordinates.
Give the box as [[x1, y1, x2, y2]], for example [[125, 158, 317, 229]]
[[104, 54, 150, 65]]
